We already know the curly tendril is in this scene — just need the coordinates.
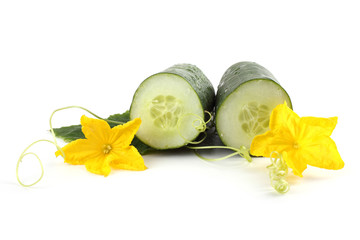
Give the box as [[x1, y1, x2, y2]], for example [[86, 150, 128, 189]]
[[176, 111, 212, 145], [16, 106, 124, 187], [177, 110, 253, 163], [16, 140, 52, 187], [267, 151, 290, 194]]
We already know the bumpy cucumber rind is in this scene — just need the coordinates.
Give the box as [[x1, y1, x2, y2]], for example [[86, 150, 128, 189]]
[[216, 61, 292, 112], [163, 64, 215, 113]]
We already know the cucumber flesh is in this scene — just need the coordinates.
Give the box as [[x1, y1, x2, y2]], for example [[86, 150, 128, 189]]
[[130, 65, 215, 150], [215, 62, 292, 149], [150, 94, 183, 128], [216, 80, 291, 149]]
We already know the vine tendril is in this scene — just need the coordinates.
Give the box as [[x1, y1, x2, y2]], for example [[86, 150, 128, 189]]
[[187, 145, 252, 162], [16, 106, 124, 187], [267, 151, 290, 194], [176, 110, 212, 145]]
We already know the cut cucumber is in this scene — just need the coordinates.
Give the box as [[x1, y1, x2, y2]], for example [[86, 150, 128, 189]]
[[130, 64, 215, 150], [215, 61, 292, 149]]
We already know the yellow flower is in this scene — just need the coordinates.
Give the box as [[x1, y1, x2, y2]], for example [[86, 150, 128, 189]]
[[56, 115, 146, 176], [250, 102, 344, 177]]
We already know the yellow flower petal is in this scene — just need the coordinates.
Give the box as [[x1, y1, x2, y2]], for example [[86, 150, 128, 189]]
[[282, 151, 307, 177], [109, 146, 146, 171], [85, 155, 112, 176], [301, 136, 344, 170], [250, 131, 288, 157], [55, 138, 101, 165], [269, 102, 300, 132], [81, 115, 111, 142], [301, 116, 337, 136], [109, 118, 141, 147]]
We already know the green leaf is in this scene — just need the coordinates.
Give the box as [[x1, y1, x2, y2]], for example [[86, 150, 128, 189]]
[[52, 110, 154, 155], [52, 124, 84, 143], [107, 111, 131, 127]]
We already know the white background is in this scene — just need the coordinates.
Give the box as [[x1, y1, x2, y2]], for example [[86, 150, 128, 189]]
[[1, 0, 359, 239]]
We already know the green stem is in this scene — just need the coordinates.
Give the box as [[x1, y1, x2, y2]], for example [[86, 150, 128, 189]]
[[187, 145, 252, 162]]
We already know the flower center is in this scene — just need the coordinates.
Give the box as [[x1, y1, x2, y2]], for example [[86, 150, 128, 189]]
[[293, 142, 299, 149], [103, 144, 112, 154]]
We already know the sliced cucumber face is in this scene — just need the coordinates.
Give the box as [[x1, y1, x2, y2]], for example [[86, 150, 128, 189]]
[[216, 79, 291, 149], [130, 73, 204, 150]]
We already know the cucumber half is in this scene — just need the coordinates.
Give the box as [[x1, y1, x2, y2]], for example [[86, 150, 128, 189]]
[[130, 64, 215, 150], [215, 62, 292, 149]]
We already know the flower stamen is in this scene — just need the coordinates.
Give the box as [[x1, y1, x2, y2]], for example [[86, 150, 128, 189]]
[[103, 144, 112, 154]]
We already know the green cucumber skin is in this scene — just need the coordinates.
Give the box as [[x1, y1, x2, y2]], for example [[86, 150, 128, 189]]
[[215, 61, 292, 112], [162, 64, 215, 113], [130, 63, 215, 115]]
